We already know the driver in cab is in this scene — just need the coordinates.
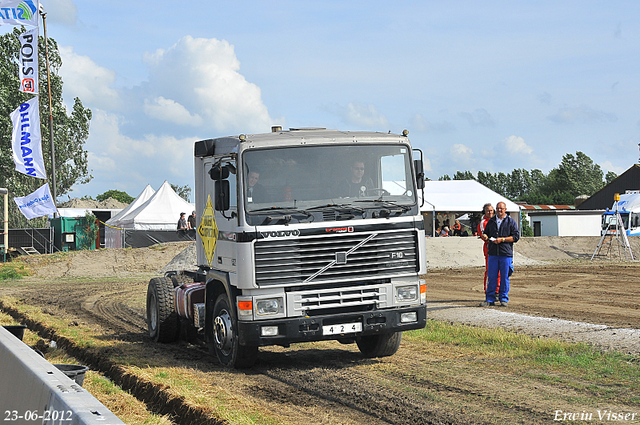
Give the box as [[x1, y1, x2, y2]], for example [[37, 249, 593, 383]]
[[341, 160, 374, 197]]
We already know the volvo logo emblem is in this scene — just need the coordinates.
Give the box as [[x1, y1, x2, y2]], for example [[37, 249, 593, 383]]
[[261, 229, 301, 238], [335, 252, 347, 265]]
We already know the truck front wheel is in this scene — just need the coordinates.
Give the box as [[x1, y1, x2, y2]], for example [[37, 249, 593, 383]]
[[209, 293, 258, 368], [147, 277, 179, 343], [356, 332, 402, 358]]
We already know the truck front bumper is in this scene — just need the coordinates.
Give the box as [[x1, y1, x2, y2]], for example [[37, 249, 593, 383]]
[[237, 305, 426, 346]]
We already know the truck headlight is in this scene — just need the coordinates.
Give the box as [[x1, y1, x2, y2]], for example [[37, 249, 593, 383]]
[[256, 298, 282, 316], [396, 285, 418, 302]]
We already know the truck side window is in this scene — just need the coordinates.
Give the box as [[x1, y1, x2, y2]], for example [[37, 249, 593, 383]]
[[228, 171, 237, 208], [381, 154, 410, 196]]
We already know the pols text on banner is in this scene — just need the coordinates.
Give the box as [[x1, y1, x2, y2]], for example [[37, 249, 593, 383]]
[[19, 26, 38, 94]]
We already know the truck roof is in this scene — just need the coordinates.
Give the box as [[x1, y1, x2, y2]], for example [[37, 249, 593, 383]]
[[194, 128, 410, 157]]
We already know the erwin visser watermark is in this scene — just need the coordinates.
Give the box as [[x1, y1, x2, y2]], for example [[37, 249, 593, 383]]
[[554, 410, 637, 421]]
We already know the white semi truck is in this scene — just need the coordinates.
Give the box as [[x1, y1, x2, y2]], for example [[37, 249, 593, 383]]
[[146, 127, 428, 368], [601, 190, 640, 236]]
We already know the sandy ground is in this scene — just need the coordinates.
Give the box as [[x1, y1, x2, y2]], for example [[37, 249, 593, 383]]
[[3, 236, 640, 424], [14, 236, 640, 354]]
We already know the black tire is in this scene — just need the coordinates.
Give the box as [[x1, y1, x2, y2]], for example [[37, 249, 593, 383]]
[[208, 293, 258, 368], [170, 273, 193, 288], [356, 332, 402, 358], [147, 277, 179, 343]]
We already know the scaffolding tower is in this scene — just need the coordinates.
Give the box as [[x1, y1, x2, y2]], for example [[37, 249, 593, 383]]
[[591, 193, 634, 261]]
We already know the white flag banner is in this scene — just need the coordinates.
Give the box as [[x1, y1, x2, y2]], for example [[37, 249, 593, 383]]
[[0, 0, 39, 27], [14, 183, 58, 220], [10, 96, 47, 179], [19, 26, 38, 94]]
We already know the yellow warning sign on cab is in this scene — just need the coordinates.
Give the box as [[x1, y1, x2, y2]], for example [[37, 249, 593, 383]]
[[198, 195, 218, 266]]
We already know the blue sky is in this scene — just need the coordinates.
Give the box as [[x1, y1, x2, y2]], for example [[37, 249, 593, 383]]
[[5, 1, 640, 201]]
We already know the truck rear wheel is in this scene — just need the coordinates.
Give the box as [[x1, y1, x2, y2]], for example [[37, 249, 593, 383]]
[[209, 293, 258, 368], [356, 332, 402, 358], [147, 277, 179, 343]]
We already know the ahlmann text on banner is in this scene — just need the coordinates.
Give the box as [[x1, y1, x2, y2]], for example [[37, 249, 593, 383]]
[[10, 96, 47, 179], [19, 26, 39, 94], [0, 0, 39, 27], [14, 183, 58, 220]]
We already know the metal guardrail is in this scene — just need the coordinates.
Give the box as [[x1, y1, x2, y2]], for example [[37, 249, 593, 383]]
[[0, 325, 124, 424]]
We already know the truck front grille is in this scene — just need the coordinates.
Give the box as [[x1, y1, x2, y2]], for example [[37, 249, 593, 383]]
[[288, 283, 391, 316], [254, 229, 418, 287]]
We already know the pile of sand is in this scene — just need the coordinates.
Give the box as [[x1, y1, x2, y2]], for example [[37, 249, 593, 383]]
[[58, 197, 128, 209], [425, 235, 639, 269]]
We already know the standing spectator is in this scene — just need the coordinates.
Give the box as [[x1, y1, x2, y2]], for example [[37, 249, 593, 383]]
[[177, 212, 188, 230], [480, 202, 520, 307], [188, 210, 196, 229], [477, 203, 494, 293]]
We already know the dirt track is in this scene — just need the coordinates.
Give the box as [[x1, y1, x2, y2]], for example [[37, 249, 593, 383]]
[[3, 239, 640, 424]]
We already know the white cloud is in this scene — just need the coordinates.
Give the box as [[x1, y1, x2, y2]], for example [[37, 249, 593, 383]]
[[410, 113, 455, 133], [43, 0, 78, 26], [450, 143, 475, 168], [59, 46, 119, 110], [538, 92, 552, 104], [84, 110, 196, 190], [87, 151, 115, 172], [503, 135, 533, 155], [600, 161, 625, 176], [459, 108, 496, 127], [340, 102, 389, 128], [144, 97, 203, 126], [423, 157, 432, 173], [141, 36, 272, 133], [547, 105, 617, 124]]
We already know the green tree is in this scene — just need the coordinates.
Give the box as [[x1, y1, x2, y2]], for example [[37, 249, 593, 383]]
[[552, 151, 604, 197], [97, 190, 133, 204], [520, 212, 534, 237], [171, 183, 192, 202], [452, 171, 475, 180], [605, 171, 618, 185], [438, 174, 451, 181], [0, 28, 92, 227]]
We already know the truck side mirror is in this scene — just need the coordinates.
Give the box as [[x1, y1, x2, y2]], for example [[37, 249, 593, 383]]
[[414, 160, 425, 189], [215, 180, 230, 211], [209, 165, 230, 180]]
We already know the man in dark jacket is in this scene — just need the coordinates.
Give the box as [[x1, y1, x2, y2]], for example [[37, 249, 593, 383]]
[[480, 201, 520, 307]]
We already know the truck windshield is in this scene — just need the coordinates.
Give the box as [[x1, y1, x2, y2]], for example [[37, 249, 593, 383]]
[[602, 213, 629, 230], [242, 144, 416, 213]]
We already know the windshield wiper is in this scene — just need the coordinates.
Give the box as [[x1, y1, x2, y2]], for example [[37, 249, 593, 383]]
[[248, 206, 314, 223], [306, 203, 366, 214], [353, 199, 413, 214]]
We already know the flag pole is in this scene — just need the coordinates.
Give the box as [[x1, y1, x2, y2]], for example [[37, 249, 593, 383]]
[[40, 6, 57, 214]]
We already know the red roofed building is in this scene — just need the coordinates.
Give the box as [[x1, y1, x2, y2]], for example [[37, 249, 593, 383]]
[[519, 203, 601, 236]]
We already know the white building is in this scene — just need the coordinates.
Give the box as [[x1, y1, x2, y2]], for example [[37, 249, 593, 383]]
[[523, 207, 602, 237]]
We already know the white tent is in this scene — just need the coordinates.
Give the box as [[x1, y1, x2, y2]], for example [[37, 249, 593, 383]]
[[117, 181, 194, 230], [420, 180, 520, 213], [105, 185, 156, 248], [105, 184, 155, 227], [419, 180, 521, 236], [104, 182, 194, 248]]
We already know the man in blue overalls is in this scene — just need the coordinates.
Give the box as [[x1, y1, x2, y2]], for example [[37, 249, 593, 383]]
[[480, 201, 520, 307]]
